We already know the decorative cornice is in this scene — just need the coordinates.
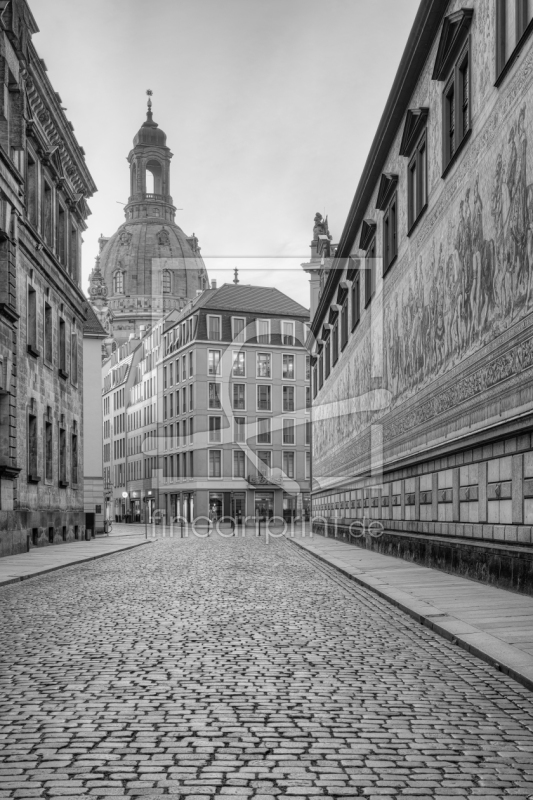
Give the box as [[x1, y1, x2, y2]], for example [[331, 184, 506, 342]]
[[375, 173, 399, 211], [399, 107, 429, 157]]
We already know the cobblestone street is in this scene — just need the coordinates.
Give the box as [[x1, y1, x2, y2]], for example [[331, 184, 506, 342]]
[[1, 534, 533, 800]]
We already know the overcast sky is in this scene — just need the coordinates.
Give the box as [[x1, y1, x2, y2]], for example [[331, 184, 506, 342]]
[[31, 0, 420, 308]]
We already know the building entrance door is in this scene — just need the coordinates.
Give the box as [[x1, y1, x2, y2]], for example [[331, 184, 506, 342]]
[[231, 492, 246, 524], [255, 491, 274, 519]]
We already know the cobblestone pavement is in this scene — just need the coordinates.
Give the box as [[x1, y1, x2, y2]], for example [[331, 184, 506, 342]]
[[1, 534, 533, 800]]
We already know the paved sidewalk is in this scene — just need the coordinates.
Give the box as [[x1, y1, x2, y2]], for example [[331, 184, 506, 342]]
[[0, 532, 149, 588], [288, 529, 533, 692]]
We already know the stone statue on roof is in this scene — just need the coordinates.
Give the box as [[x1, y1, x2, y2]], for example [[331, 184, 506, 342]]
[[313, 212, 331, 240]]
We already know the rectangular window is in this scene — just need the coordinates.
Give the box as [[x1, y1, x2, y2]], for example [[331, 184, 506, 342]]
[[325, 336, 331, 378], [27, 153, 38, 228], [59, 425, 67, 485], [257, 417, 271, 444], [169, 392, 174, 418], [182, 355, 187, 380], [351, 272, 360, 330], [163, 396, 168, 420], [28, 412, 38, 478], [340, 301, 349, 350], [305, 419, 311, 445], [208, 382, 221, 409], [169, 361, 173, 385], [282, 385, 295, 412], [497, 0, 533, 78], [232, 316, 245, 343], [27, 285, 38, 353], [44, 302, 52, 363], [69, 225, 78, 280], [306, 451, 311, 479], [209, 416, 222, 443], [257, 384, 271, 411], [383, 193, 397, 273], [256, 319, 270, 344], [318, 352, 323, 388], [256, 352, 271, 378], [233, 450, 245, 478], [189, 351, 193, 377], [443, 43, 470, 171], [364, 239, 376, 307], [175, 390, 180, 416], [175, 358, 180, 383], [57, 204, 67, 265], [306, 386, 311, 410], [257, 450, 272, 472], [283, 451, 295, 479], [332, 322, 339, 366], [282, 354, 295, 379], [58, 317, 67, 375], [408, 133, 427, 231], [305, 355, 310, 381], [232, 383, 246, 410], [43, 181, 53, 246], [209, 449, 222, 478], [208, 349, 221, 375], [189, 417, 194, 445], [45, 419, 53, 481], [232, 351, 245, 377], [189, 384, 193, 411], [234, 416, 246, 443], [207, 315, 221, 340], [281, 320, 294, 346], [283, 418, 295, 445], [71, 428, 78, 485], [164, 366, 167, 389], [70, 331, 78, 384]]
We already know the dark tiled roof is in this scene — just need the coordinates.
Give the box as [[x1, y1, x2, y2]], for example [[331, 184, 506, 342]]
[[83, 303, 108, 337], [195, 284, 309, 318]]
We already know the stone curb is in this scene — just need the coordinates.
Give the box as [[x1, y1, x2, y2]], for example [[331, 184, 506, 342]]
[[0, 540, 151, 589], [286, 536, 533, 694]]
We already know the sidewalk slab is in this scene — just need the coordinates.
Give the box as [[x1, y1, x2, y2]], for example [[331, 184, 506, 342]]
[[287, 531, 533, 692], [0, 535, 150, 588]]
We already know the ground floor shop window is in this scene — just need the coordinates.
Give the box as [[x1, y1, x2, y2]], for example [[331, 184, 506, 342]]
[[255, 491, 274, 519], [209, 492, 224, 522]]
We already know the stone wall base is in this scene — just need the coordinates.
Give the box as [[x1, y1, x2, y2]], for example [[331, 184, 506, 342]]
[[312, 523, 533, 595], [0, 510, 87, 557]]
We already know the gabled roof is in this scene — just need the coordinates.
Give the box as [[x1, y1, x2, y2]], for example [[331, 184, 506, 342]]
[[83, 304, 107, 338], [193, 284, 309, 318]]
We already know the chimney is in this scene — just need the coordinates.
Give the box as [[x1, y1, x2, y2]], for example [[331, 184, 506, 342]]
[[211, 279, 217, 289]]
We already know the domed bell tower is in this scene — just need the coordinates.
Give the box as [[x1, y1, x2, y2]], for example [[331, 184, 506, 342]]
[[125, 90, 176, 223]]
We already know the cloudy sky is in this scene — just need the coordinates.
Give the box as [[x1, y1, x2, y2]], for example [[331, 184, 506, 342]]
[[31, 0, 419, 308]]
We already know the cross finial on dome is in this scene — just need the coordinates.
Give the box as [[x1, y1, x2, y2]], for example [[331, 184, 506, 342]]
[[233, 267, 239, 285], [146, 89, 153, 122]]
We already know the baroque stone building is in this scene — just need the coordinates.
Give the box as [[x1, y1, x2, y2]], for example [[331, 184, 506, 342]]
[[308, 0, 533, 592], [88, 96, 209, 347], [0, 0, 97, 555]]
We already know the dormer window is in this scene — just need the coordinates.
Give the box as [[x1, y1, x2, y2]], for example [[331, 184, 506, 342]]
[[162, 270, 171, 294], [432, 9, 473, 175]]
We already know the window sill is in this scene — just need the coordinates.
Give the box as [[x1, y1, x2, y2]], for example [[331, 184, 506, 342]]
[[442, 128, 472, 179], [495, 17, 533, 87], [27, 344, 40, 358], [407, 202, 428, 238]]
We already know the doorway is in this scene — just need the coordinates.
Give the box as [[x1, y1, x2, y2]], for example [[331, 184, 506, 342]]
[[231, 492, 246, 524], [255, 491, 274, 519]]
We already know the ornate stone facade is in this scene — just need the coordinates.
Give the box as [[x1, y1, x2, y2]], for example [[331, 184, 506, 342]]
[[0, 0, 97, 555], [309, 0, 533, 589]]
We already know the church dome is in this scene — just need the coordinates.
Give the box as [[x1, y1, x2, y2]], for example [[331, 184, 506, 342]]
[[88, 93, 210, 346]]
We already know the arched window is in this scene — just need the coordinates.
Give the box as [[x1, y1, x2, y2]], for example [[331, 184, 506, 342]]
[[113, 271, 124, 294], [146, 160, 162, 194], [162, 270, 171, 294]]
